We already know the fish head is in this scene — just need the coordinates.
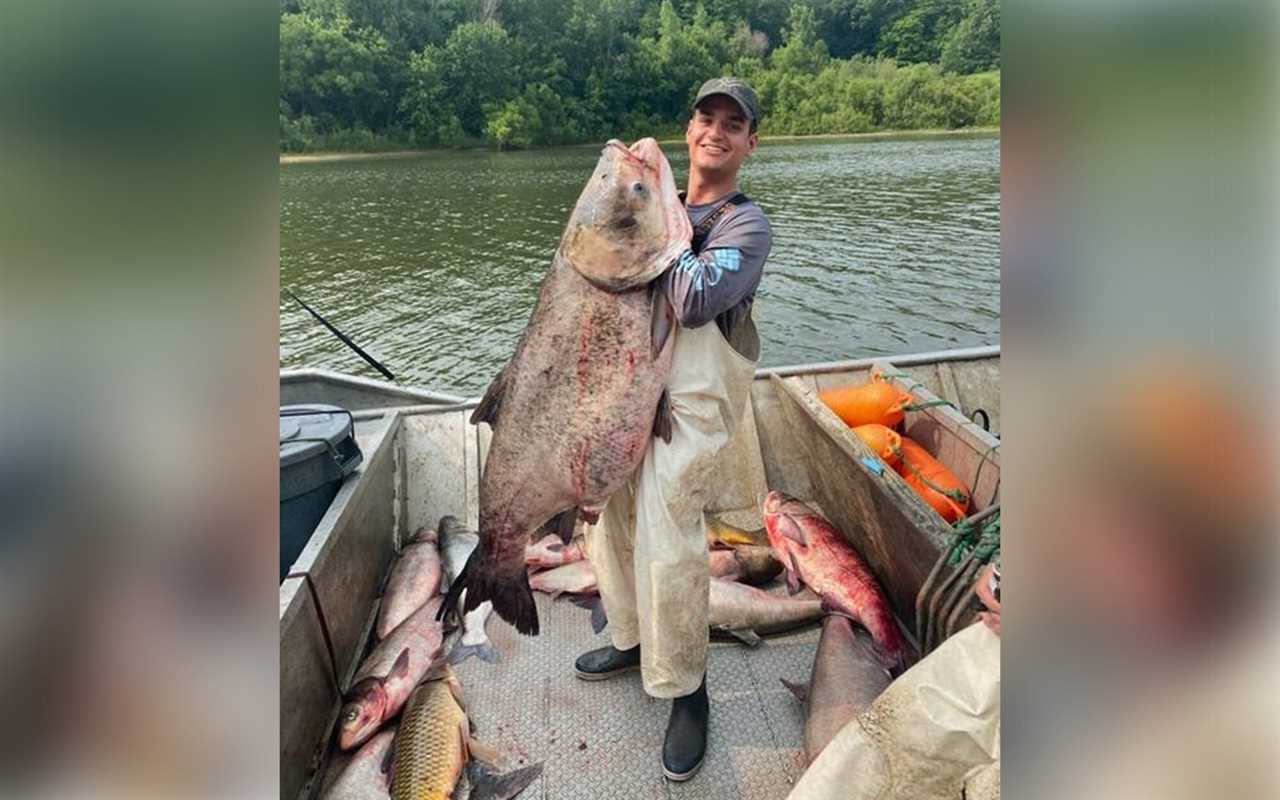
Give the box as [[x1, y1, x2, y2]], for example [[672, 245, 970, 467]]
[[337, 678, 388, 751], [762, 491, 809, 549], [560, 138, 691, 291]]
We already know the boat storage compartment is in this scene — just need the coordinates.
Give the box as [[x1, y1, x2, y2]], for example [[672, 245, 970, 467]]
[[765, 362, 999, 638], [280, 404, 363, 581]]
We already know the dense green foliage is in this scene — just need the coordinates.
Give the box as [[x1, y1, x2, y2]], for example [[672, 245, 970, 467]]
[[280, 0, 999, 152]]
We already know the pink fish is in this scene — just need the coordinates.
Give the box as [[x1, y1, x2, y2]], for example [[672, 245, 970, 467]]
[[375, 526, 442, 640], [528, 559, 597, 598], [338, 596, 444, 751], [525, 533, 585, 570], [762, 492, 909, 671]]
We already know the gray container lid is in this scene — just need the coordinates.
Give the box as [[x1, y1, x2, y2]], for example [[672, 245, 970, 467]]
[[280, 404, 356, 469]]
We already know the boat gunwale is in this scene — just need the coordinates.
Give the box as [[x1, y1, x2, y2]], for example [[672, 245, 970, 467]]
[[283, 345, 1001, 412], [281, 366, 469, 405]]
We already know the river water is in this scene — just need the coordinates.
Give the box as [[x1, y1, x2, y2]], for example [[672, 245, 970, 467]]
[[280, 134, 999, 396]]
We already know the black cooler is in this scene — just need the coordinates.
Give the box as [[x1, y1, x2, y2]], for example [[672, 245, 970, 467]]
[[279, 405, 363, 582]]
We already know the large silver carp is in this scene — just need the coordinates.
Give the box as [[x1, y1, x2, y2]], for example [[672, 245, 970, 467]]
[[781, 615, 893, 764], [441, 138, 690, 636]]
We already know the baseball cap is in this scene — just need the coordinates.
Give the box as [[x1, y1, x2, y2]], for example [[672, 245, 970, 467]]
[[692, 77, 760, 130]]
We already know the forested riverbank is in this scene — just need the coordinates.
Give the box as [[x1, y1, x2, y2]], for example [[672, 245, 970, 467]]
[[279, 126, 998, 162], [281, 0, 1000, 153]]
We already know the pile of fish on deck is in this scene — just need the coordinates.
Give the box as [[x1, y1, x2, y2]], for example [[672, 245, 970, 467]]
[[323, 492, 910, 797], [322, 516, 544, 800]]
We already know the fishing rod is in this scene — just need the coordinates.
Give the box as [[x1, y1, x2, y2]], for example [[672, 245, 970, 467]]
[[285, 288, 397, 382]]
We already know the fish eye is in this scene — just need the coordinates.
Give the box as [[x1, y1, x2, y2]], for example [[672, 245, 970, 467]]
[[344, 710, 358, 722], [631, 182, 645, 193]]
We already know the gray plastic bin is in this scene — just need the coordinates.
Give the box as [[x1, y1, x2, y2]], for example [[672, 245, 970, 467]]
[[280, 405, 363, 582]]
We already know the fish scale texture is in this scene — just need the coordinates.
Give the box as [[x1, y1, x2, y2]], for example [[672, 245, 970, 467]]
[[393, 679, 467, 800], [450, 578, 820, 800]]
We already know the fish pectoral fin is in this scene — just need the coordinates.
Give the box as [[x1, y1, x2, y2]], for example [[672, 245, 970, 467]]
[[728, 628, 763, 646], [777, 514, 808, 546], [650, 280, 675, 360], [652, 389, 673, 443], [389, 648, 412, 681], [468, 737, 504, 767], [779, 678, 808, 703], [785, 553, 803, 595], [444, 671, 467, 711], [470, 365, 509, 428], [468, 762, 544, 800], [381, 730, 397, 777]]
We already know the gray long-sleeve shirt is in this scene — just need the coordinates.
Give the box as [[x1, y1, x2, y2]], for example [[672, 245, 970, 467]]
[[659, 194, 772, 359]]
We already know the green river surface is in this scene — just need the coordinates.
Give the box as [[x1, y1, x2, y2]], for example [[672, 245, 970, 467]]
[[280, 134, 999, 396]]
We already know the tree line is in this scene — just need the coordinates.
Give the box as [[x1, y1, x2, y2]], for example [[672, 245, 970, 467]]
[[280, 0, 999, 152]]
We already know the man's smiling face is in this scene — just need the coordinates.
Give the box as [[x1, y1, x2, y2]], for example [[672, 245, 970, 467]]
[[686, 95, 758, 179]]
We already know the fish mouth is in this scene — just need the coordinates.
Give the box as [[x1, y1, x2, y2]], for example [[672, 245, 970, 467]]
[[762, 491, 793, 514], [605, 138, 662, 178]]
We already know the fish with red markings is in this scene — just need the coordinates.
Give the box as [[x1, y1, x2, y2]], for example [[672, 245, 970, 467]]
[[524, 533, 585, 570], [338, 596, 445, 751], [441, 138, 691, 636], [376, 526, 442, 640], [762, 491, 910, 671]]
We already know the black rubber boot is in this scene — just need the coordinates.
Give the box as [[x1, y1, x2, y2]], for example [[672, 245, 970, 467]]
[[662, 675, 709, 781], [574, 644, 641, 681]]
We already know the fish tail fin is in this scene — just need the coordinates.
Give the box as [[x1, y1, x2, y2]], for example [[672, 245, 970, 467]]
[[453, 550, 539, 636], [437, 555, 470, 625], [568, 595, 608, 633], [468, 762, 544, 800], [449, 640, 500, 665]]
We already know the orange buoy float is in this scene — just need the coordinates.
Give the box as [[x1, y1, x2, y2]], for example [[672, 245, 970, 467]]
[[896, 437, 972, 523], [819, 373, 913, 429], [852, 424, 903, 467]]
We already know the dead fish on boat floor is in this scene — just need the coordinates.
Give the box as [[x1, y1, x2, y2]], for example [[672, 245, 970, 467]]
[[438, 516, 498, 665], [339, 597, 445, 751], [525, 533, 585, 570], [441, 137, 690, 637], [709, 577, 824, 645], [391, 663, 543, 800], [321, 729, 394, 800], [708, 545, 783, 585], [377, 526, 443, 640], [590, 576, 823, 642], [530, 559, 606, 634], [528, 559, 597, 598], [763, 492, 910, 671], [781, 615, 892, 764]]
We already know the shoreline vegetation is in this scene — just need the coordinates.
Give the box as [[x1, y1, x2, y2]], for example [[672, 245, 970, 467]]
[[281, 1, 1000, 156], [279, 126, 1000, 164]]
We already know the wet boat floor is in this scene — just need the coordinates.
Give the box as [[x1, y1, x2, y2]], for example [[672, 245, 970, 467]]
[[449, 579, 819, 800]]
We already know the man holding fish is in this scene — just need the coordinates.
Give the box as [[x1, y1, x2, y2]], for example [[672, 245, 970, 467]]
[[574, 77, 773, 782]]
